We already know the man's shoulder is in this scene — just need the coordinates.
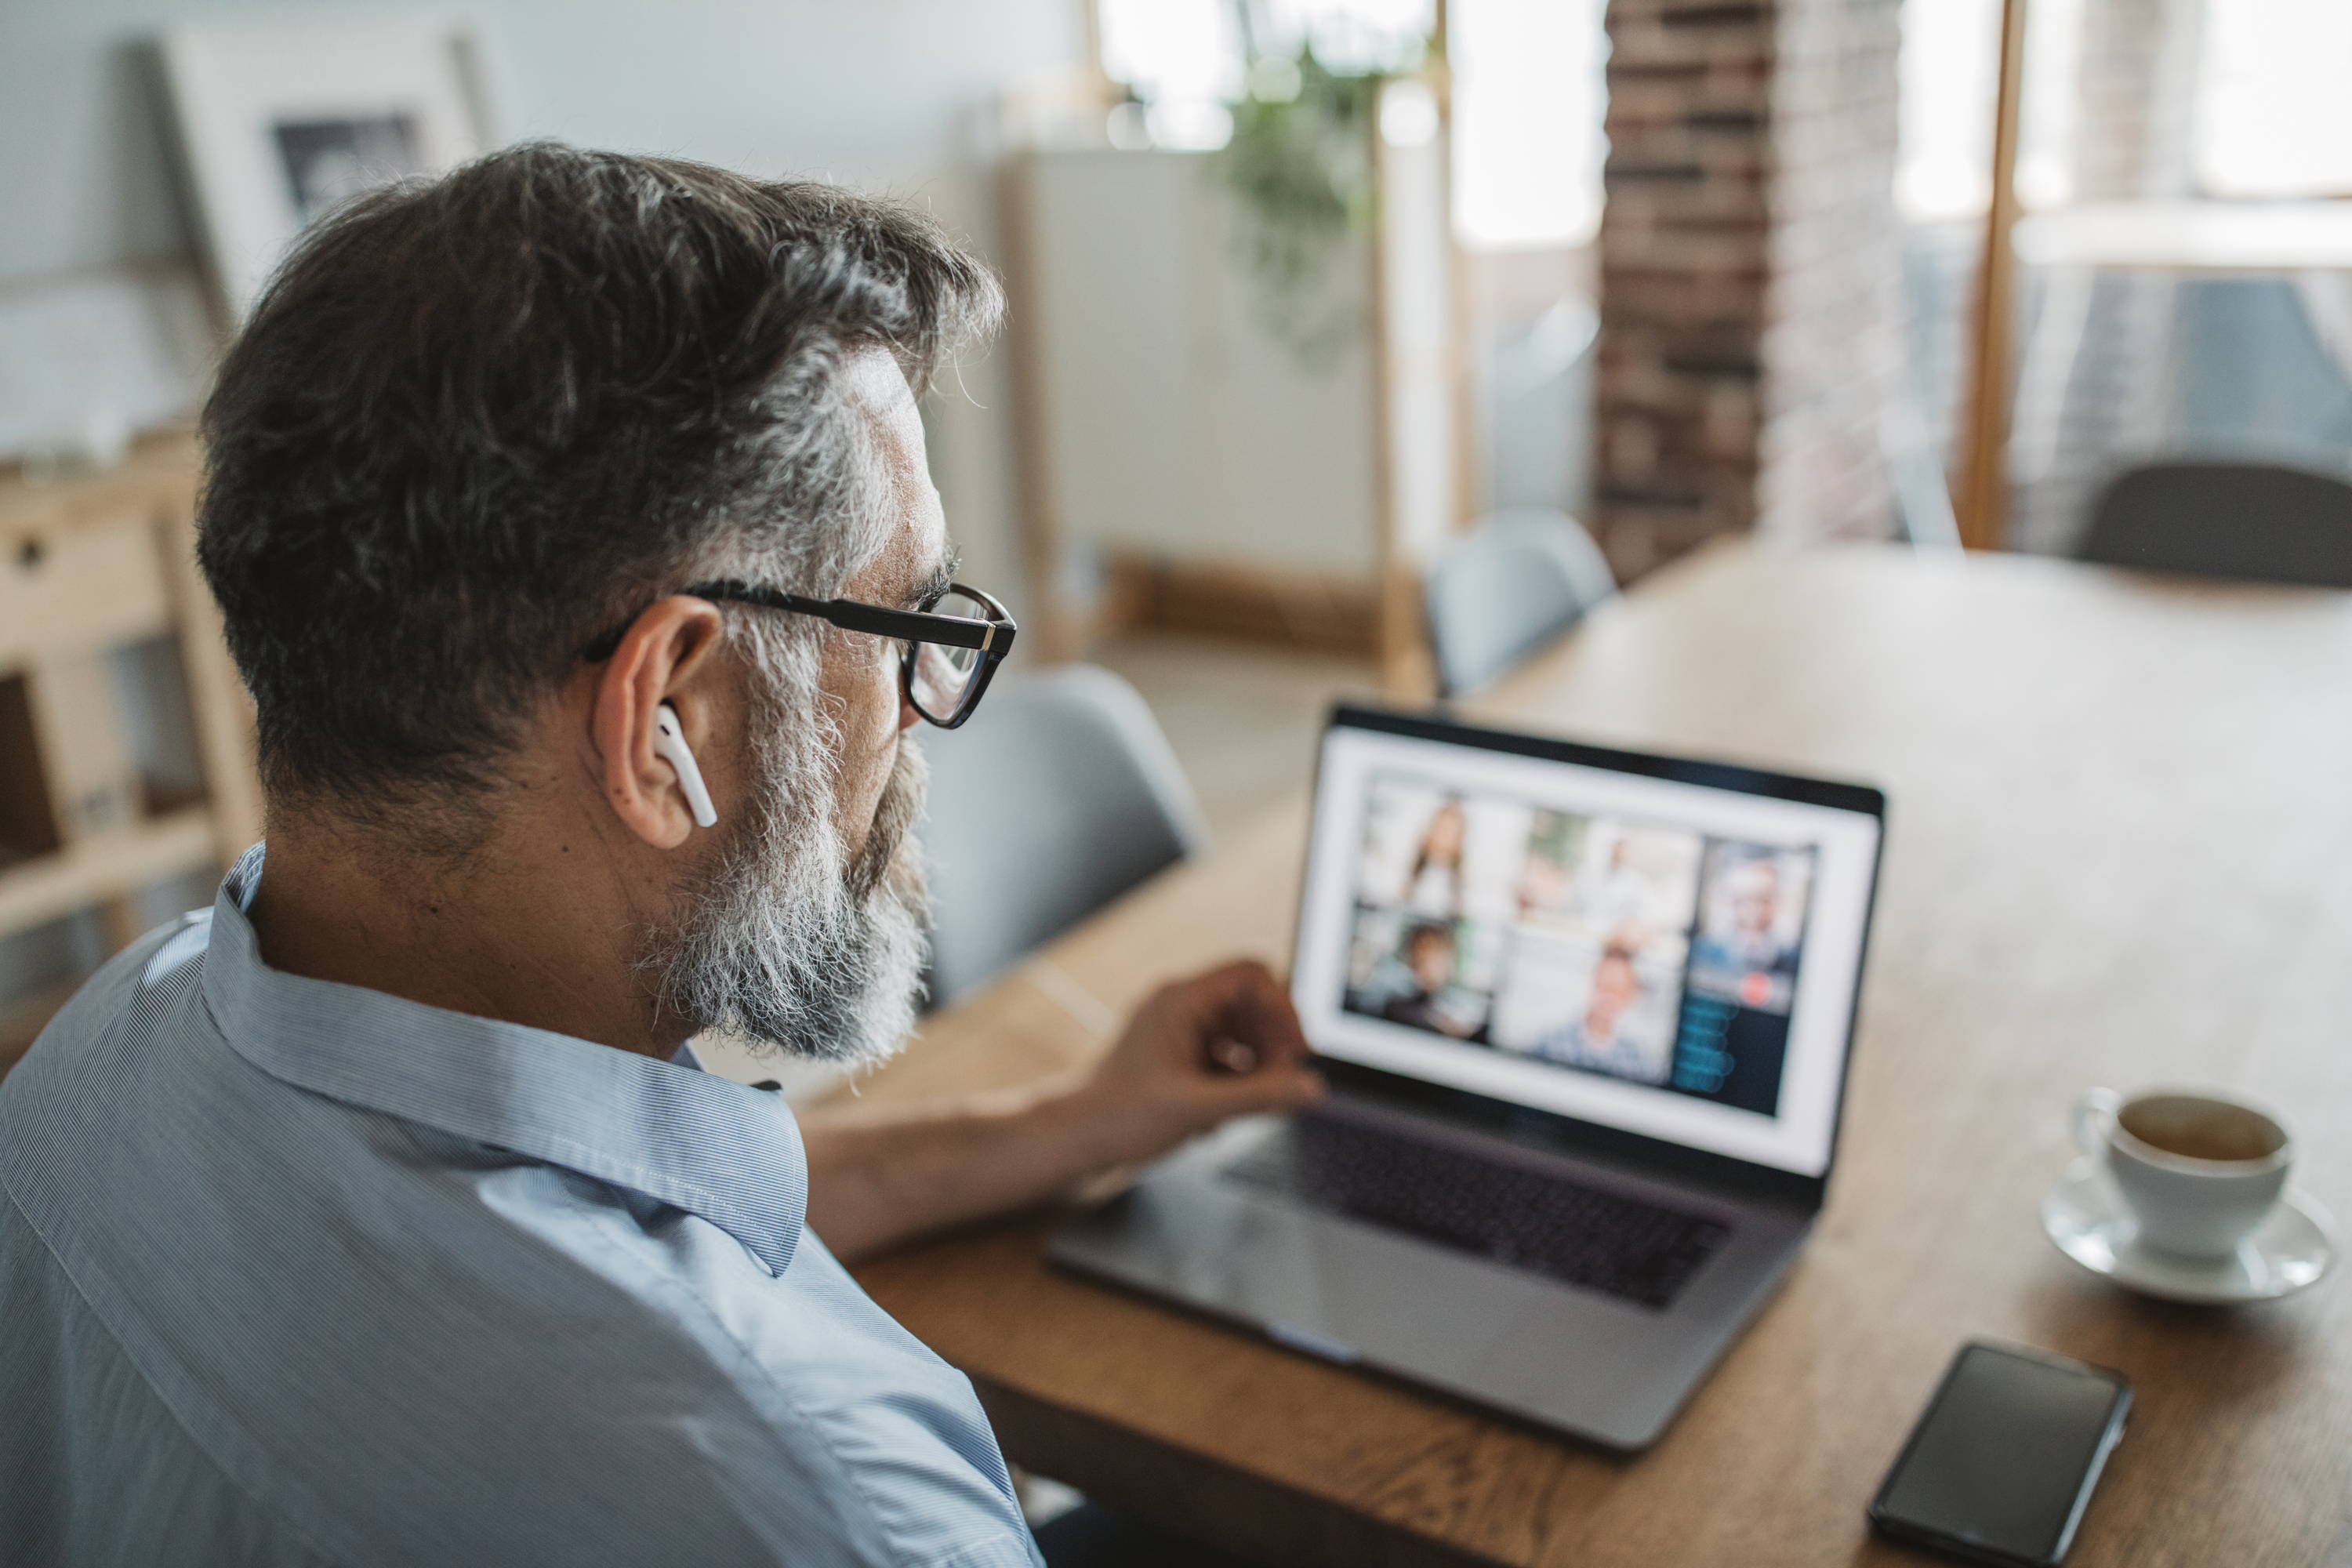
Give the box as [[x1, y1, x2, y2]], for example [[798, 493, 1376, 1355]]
[[0, 904, 1040, 1567], [5, 909, 210, 1078], [0, 909, 216, 1222], [5, 1091, 1029, 1568], [371, 1226, 1036, 1566], [4, 1136, 1031, 1568]]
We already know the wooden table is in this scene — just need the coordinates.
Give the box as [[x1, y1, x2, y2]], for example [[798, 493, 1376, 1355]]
[[846, 542, 2352, 1566]]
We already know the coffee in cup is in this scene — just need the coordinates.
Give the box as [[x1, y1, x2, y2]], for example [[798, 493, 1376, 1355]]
[[2072, 1087, 2292, 1258]]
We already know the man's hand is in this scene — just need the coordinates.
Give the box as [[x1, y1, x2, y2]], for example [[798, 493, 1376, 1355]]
[[1070, 960, 1324, 1171], [801, 960, 1321, 1259]]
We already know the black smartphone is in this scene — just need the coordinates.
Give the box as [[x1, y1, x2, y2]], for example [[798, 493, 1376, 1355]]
[[1867, 1341, 2132, 1566]]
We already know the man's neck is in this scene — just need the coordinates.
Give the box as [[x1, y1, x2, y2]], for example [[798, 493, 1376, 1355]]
[[246, 808, 684, 1058]]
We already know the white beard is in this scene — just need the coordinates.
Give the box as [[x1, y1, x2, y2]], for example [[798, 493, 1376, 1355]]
[[646, 707, 929, 1067]]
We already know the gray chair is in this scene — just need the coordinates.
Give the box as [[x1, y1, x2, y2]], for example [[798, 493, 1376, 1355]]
[[1881, 395, 1962, 552], [920, 664, 1206, 1007], [1424, 509, 1617, 698], [2078, 461, 2352, 589]]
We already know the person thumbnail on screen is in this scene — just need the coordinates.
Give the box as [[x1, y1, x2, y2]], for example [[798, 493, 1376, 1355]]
[[1345, 909, 1496, 1042], [1485, 814, 1698, 1087], [1487, 919, 1686, 1085], [1530, 938, 1664, 1080], [1341, 777, 1520, 1043], [1331, 768, 1828, 1118], [1342, 774, 1701, 1085], [1344, 915, 1494, 1042], [1347, 777, 1526, 926], [1687, 844, 1813, 1014], [1403, 795, 1469, 918]]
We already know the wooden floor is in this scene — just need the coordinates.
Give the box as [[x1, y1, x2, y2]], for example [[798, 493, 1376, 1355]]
[[1091, 633, 1381, 844]]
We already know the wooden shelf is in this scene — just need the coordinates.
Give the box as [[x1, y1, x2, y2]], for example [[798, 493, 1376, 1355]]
[[0, 805, 218, 936], [0, 437, 260, 1062], [0, 433, 205, 539]]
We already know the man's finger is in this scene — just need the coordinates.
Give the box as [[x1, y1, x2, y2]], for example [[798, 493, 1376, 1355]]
[[1196, 960, 1313, 1066], [1203, 1063, 1325, 1116], [1207, 1038, 1259, 1074]]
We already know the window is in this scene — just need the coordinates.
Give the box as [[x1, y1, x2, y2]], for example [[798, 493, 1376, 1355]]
[[2197, 0, 2352, 199], [1452, 0, 1607, 250], [1896, 0, 2084, 222], [1094, 0, 1604, 251], [1094, 0, 1432, 150]]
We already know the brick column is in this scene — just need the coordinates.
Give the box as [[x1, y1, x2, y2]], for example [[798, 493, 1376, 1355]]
[[1593, 0, 1904, 580]]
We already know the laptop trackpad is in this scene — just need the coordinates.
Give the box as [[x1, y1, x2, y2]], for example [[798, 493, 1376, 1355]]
[[1083, 1159, 1553, 1387]]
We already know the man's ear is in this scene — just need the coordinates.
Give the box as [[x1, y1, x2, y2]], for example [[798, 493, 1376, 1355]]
[[590, 597, 728, 849]]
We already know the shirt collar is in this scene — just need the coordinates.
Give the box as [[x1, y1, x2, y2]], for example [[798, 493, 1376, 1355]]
[[200, 845, 807, 1276]]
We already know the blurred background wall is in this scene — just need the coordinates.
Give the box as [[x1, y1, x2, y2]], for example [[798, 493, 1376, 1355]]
[[0, 0, 1091, 619], [6, 0, 2352, 1051], [3, 0, 1078, 273], [0, 0, 1096, 1036]]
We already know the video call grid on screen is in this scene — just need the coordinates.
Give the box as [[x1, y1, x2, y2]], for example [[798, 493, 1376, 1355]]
[[1293, 724, 1881, 1178]]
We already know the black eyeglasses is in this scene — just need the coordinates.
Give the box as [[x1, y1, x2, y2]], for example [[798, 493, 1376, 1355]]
[[582, 579, 1017, 729]]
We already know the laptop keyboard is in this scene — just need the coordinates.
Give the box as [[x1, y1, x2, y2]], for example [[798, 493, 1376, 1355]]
[[1225, 1117, 1733, 1311]]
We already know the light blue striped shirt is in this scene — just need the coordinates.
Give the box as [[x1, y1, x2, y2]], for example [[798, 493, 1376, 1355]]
[[1, 848, 1041, 1567]]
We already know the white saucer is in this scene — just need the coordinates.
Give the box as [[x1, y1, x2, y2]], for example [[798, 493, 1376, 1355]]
[[2042, 1161, 2338, 1305]]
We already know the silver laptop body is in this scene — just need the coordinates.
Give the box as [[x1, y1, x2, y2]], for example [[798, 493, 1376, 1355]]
[[1051, 706, 1886, 1450]]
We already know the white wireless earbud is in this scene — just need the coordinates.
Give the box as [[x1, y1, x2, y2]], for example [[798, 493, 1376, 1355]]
[[652, 702, 717, 829]]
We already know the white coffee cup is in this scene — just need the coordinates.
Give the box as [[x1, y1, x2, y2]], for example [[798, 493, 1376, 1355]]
[[2072, 1087, 2292, 1258]]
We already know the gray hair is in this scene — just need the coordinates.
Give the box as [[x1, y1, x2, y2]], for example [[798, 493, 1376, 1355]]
[[196, 140, 1003, 843]]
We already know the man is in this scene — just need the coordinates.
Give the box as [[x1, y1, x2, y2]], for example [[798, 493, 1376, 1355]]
[[1377, 921, 1486, 1041], [1535, 940, 1663, 1083], [0, 144, 1320, 1566], [1700, 856, 1794, 972], [1692, 853, 1802, 1014]]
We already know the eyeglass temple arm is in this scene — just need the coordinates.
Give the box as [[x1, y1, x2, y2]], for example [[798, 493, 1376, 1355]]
[[686, 580, 1016, 655], [826, 597, 1010, 654]]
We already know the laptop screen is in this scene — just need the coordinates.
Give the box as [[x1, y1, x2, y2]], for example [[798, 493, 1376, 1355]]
[[1292, 710, 1884, 1180]]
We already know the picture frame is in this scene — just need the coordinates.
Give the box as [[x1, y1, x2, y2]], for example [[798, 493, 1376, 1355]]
[[158, 19, 495, 321]]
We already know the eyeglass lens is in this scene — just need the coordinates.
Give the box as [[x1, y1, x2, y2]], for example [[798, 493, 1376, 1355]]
[[907, 589, 991, 719]]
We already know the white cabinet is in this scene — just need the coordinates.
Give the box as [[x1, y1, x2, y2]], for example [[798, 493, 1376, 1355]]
[[1006, 127, 1456, 670]]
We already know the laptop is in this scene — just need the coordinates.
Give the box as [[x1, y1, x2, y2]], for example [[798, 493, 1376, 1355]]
[[1049, 705, 1886, 1450]]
